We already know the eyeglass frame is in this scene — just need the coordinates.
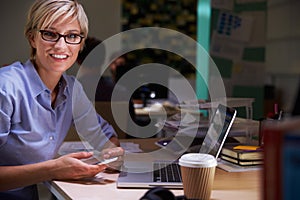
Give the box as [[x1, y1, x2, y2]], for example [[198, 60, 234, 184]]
[[38, 30, 84, 45]]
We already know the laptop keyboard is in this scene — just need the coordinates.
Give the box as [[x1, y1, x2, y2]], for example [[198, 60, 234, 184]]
[[153, 162, 182, 183]]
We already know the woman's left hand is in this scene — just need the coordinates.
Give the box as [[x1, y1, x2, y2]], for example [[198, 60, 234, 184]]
[[99, 147, 124, 171]]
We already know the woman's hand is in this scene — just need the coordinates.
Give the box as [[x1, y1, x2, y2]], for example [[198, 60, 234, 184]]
[[50, 152, 107, 180], [100, 147, 125, 171]]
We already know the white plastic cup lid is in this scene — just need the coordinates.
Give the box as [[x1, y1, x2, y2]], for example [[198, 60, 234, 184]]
[[179, 153, 217, 168]]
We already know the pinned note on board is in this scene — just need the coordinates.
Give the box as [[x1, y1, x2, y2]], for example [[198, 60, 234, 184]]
[[210, 11, 254, 60], [216, 11, 253, 42]]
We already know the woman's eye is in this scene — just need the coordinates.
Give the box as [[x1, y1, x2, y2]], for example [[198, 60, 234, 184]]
[[68, 34, 78, 39], [45, 31, 57, 37]]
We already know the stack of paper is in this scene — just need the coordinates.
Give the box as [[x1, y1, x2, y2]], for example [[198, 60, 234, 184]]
[[155, 112, 209, 138]]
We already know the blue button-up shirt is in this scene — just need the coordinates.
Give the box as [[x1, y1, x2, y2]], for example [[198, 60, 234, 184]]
[[0, 60, 116, 199]]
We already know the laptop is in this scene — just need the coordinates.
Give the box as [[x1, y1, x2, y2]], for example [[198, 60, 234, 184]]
[[117, 104, 237, 188]]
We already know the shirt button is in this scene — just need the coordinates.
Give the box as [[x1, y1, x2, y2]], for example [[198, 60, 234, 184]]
[[49, 136, 54, 140]]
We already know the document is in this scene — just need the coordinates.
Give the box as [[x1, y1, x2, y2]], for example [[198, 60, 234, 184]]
[[218, 159, 262, 172], [58, 141, 143, 155]]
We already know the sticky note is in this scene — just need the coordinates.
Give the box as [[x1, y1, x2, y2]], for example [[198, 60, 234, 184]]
[[233, 145, 260, 151]]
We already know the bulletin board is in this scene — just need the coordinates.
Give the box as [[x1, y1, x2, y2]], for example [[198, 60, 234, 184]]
[[210, 0, 267, 119]]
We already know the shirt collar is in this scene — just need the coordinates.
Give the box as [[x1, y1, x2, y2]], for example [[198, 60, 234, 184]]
[[61, 72, 70, 96], [24, 59, 69, 97], [24, 60, 48, 97]]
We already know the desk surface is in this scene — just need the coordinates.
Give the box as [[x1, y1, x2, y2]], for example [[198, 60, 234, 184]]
[[48, 139, 262, 200]]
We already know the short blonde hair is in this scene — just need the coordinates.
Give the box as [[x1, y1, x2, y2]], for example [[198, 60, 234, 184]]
[[24, 0, 89, 60]]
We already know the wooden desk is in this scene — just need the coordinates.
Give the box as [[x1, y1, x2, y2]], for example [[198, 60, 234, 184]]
[[47, 139, 262, 200]]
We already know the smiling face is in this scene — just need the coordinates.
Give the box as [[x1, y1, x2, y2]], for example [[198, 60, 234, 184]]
[[30, 16, 83, 76]]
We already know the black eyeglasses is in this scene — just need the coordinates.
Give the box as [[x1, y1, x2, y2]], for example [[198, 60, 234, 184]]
[[39, 30, 84, 44]]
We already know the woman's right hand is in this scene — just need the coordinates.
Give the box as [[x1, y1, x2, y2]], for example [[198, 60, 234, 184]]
[[50, 152, 107, 180]]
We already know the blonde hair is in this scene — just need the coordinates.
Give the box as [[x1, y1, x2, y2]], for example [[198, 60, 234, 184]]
[[24, 0, 89, 60]]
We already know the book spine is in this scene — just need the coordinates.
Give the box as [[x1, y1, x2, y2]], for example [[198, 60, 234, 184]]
[[239, 151, 263, 160], [222, 148, 262, 160], [221, 155, 263, 166]]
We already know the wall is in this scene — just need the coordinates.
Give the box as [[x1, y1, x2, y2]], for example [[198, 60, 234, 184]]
[[266, 0, 300, 114], [210, 0, 300, 118], [0, 0, 121, 67], [0, 0, 32, 66]]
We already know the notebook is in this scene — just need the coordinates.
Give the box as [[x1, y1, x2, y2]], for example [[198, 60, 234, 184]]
[[117, 104, 237, 188]]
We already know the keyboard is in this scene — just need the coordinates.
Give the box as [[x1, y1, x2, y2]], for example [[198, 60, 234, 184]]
[[153, 162, 182, 183]]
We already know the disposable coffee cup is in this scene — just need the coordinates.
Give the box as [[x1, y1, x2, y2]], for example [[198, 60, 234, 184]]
[[179, 153, 217, 200]]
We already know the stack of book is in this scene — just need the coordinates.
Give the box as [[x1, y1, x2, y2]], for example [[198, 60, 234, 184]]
[[220, 145, 263, 166]]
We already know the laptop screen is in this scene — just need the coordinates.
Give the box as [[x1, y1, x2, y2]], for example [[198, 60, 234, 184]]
[[155, 104, 237, 157], [200, 104, 237, 158]]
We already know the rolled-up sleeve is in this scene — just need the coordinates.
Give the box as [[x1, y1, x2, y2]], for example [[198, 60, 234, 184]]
[[71, 79, 117, 150], [0, 86, 13, 146]]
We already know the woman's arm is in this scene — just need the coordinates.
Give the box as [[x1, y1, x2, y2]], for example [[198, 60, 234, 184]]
[[0, 152, 107, 191]]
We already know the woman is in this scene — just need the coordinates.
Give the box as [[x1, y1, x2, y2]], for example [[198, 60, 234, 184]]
[[0, 0, 124, 199]]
